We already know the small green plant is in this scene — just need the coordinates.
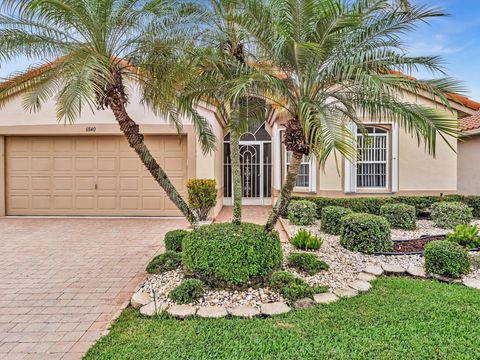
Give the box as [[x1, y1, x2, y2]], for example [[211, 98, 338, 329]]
[[164, 229, 190, 252], [287, 253, 329, 276], [289, 229, 323, 250], [380, 203, 416, 230], [447, 225, 480, 250], [424, 241, 471, 278], [340, 213, 392, 254], [268, 271, 327, 303], [431, 202, 472, 229], [168, 279, 204, 304], [287, 200, 317, 225], [147, 251, 182, 274], [187, 179, 217, 221], [320, 206, 353, 235]]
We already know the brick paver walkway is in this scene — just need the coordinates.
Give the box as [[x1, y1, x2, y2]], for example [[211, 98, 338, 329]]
[[0, 217, 186, 360]]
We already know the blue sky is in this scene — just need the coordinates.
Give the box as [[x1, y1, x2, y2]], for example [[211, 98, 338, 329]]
[[1, 0, 480, 101]]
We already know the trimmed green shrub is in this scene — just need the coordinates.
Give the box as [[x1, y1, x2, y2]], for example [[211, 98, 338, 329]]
[[268, 271, 327, 303], [287, 252, 329, 276], [447, 224, 480, 250], [380, 203, 416, 230], [164, 229, 189, 252], [168, 279, 204, 304], [289, 229, 322, 250], [340, 213, 392, 254], [424, 241, 471, 278], [289, 195, 480, 219], [269, 271, 305, 289], [431, 202, 472, 229], [287, 200, 317, 225], [182, 223, 283, 288], [147, 251, 182, 274], [187, 179, 217, 221], [320, 206, 354, 235]]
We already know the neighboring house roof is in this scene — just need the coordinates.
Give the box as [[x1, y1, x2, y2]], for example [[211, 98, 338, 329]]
[[460, 111, 480, 132]]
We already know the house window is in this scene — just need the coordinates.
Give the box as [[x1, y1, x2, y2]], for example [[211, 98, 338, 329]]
[[286, 151, 310, 188], [356, 126, 388, 188]]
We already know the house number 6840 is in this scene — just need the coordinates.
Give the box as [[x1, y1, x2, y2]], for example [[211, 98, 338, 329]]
[[85, 126, 96, 132]]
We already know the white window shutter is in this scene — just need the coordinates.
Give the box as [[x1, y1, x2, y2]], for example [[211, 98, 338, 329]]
[[391, 123, 399, 193], [309, 154, 317, 193], [344, 122, 357, 193], [273, 125, 282, 190]]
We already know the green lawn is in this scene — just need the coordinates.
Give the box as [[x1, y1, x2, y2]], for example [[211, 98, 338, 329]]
[[85, 278, 480, 360]]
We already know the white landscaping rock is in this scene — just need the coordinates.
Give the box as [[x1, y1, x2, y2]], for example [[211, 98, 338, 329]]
[[357, 272, 376, 282], [139, 301, 169, 317], [131, 291, 151, 309], [349, 279, 371, 292], [463, 278, 480, 290], [333, 287, 358, 298], [260, 302, 291, 316], [167, 305, 197, 319], [197, 306, 228, 318], [313, 293, 339, 304], [228, 306, 261, 318], [407, 265, 427, 278], [382, 264, 406, 275], [364, 265, 383, 276]]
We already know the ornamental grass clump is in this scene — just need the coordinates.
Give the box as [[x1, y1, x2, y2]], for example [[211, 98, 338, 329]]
[[320, 206, 353, 235], [182, 223, 282, 288], [340, 213, 392, 254], [289, 229, 323, 250], [380, 203, 416, 230], [287, 200, 317, 225], [431, 202, 472, 229], [424, 241, 471, 278], [447, 224, 480, 250]]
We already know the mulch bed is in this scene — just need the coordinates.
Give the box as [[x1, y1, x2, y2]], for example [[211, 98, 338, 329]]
[[376, 235, 446, 256]]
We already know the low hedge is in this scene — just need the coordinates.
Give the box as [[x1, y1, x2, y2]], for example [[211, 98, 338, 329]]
[[431, 202, 472, 229], [147, 251, 182, 274], [287, 252, 329, 276], [287, 200, 317, 225], [269, 271, 327, 303], [169, 279, 204, 304], [424, 241, 471, 278], [182, 223, 283, 288], [380, 203, 416, 230], [290, 195, 480, 219], [320, 206, 353, 235], [340, 213, 392, 254]]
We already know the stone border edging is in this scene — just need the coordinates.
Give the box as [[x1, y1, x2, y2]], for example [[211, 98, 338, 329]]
[[131, 263, 480, 319]]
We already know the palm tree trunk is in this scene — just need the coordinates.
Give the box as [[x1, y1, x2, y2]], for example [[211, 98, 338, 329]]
[[105, 79, 197, 227], [230, 130, 242, 224], [265, 151, 302, 232]]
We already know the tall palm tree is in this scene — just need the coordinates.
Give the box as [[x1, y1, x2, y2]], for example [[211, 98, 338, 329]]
[[229, 0, 463, 232], [0, 0, 216, 227]]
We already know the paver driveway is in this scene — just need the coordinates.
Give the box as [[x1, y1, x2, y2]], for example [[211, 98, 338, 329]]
[[0, 217, 187, 360]]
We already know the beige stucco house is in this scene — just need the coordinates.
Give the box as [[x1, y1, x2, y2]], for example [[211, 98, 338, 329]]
[[458, 111, 480, 195], [0, 88, 478, 219]]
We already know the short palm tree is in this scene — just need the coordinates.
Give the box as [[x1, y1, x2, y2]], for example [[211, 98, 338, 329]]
[[230, 0, 463, 231], [0, 0, 216, 226]]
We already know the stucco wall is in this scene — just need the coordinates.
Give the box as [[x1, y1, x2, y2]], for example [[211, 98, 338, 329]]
[[458, 134, 480, 195], [0, 136, 4, 216]]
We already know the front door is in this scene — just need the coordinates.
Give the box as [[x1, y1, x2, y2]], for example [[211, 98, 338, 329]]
[[223, 123, 272, 205]]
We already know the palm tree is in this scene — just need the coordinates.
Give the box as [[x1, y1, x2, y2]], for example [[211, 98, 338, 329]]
[[181, 0, 256, 225], [0, 0, 216, 227], [229, 0, 463, 232]]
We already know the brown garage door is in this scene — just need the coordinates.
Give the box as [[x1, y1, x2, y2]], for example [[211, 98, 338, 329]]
[[6, 136, 187, 216]]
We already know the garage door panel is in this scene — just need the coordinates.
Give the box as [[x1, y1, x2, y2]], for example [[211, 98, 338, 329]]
[[6, 136, 187, 216]]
